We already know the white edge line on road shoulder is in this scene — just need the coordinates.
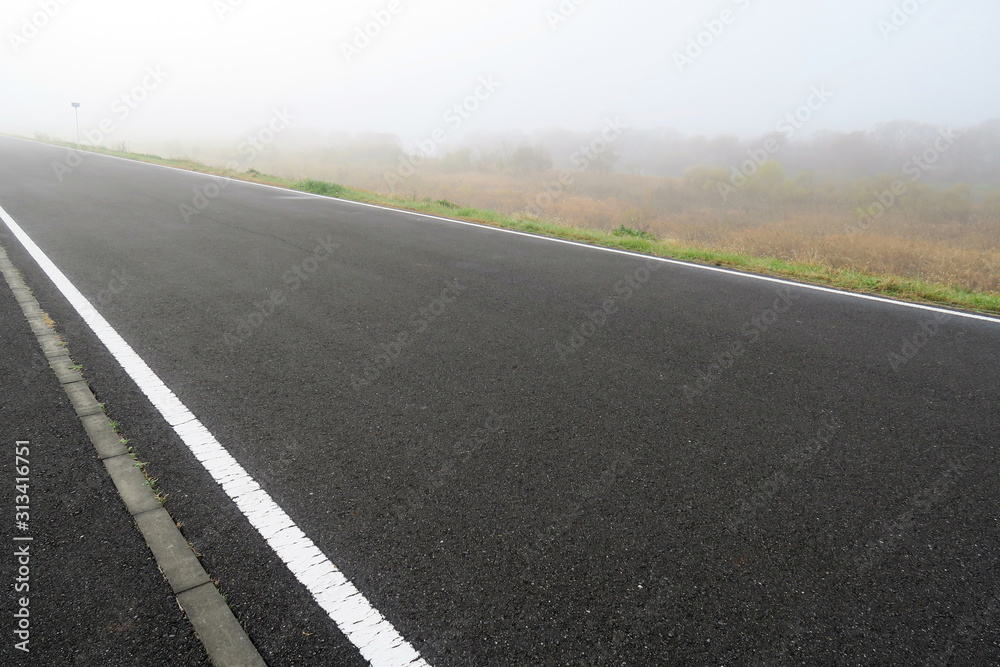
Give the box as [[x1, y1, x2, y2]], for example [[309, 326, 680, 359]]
[[5, 134, 999, 326], [0, 203, 429, 667]]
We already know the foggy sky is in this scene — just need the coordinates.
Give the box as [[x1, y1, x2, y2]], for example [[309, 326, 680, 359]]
[[2, 0, 997, 154]]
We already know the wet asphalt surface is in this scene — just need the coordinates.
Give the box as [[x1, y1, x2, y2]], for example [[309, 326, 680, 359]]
[[1, 135, 999, 665]]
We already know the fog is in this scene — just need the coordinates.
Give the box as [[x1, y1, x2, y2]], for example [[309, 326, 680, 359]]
[[3, 0, 998, 159]]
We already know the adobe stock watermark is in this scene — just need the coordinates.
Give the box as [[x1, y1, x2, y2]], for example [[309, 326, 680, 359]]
[[340, 0, 404, 62], [673, 0, 753, 73], [524, 117, 628, 216], [555, 258, 661, 360], [13, 440, 32, 654], [522, 452, 635, 564], [718, 85, 833, 202], [545, 0, 587, 30], [845, 128, 959, 235], [515, 449, 644, 659], [392, 414, 505, 523], [51, 65, 168, 182], [682, 286, 799, 402], [854, 457, 969, 574], [886, 311, 951, 372], [222, 235, 339, 348], [178, 107, 294, 222], [384, 76, 501, 189], [878, 0, 929, 39], [725, 417, 843, 532], [7, 0, 71, 53], [93, 268, 136, 306], [213, 0, 251, 20], [351, 279, 468, 388]]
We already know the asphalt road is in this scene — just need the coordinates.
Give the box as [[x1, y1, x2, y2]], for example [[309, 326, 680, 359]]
[[2, 135, 999, 666]]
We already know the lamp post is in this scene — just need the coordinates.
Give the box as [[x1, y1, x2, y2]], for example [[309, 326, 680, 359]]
[[71, 102, 80, 145]]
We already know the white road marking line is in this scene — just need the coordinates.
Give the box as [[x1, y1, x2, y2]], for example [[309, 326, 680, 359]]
[[0, 203, 429, 667], [5, 134, 998, 326]]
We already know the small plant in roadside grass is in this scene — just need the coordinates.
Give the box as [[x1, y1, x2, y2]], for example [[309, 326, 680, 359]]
[[106, 411, 166, 504], [612, 225, 657, 241], [133, 457, 167, 503], [293, 179, 346, 197]]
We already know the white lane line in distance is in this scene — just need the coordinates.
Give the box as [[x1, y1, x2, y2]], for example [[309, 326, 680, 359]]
[[0, 204, 429, 667], [4, 134, 998, 326]]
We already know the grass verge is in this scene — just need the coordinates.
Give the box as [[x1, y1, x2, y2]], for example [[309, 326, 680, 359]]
[[20, 136, 1000, 316]]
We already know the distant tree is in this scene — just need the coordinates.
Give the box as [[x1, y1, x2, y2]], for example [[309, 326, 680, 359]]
[[705, 135, 742, 165], [584, 147, 620, 173], [509, 145, 553, 173], [470, 148, 506, 172], [871, 120, 938, 151], [535, 128, 589, 170], [743, 160, 788, 202], [754, 159, 786, 185], [436, 148, 473, 172], [952, 118, 1000, 182], [807, 130, 880, 178], [682, 164, 728, 191]]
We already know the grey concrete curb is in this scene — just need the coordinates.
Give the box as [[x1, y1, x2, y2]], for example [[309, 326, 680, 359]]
[[0, 244, 267, 667]]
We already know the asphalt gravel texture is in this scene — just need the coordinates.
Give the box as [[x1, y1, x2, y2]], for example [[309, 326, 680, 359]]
[[2, 135, 999, 665]]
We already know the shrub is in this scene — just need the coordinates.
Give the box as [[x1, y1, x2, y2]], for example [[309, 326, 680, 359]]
[[293, 179, 346, 197], [612, 225, 657, 241]]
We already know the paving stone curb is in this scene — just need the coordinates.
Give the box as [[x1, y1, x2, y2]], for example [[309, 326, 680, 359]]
[[0, 243, 266, 667]]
